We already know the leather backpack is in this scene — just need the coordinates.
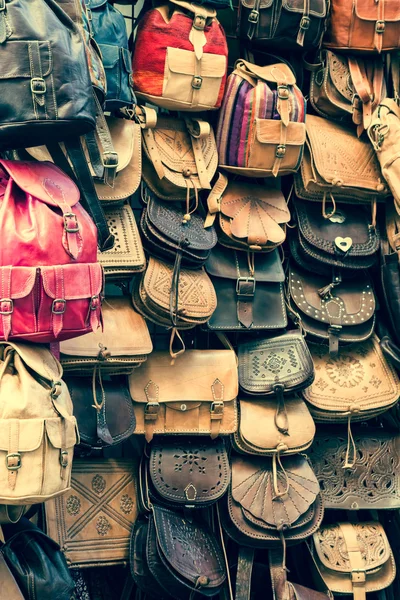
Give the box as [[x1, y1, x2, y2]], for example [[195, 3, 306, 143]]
[[0, 160, 103, 343]]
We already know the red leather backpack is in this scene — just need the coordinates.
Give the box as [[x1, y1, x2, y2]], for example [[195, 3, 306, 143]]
[[0, 160, 103, 343]]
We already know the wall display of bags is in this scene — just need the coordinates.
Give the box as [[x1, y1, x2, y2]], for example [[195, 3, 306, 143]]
[[1, 0, 400, 598]]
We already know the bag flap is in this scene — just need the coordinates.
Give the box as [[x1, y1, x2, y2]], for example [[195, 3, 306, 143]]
[[0, 160, 80, 208], [282, 0, 326, 17], [149, 436, 230, 505], [0, 41, 52, 80], [355, 0, 400, 22], [289, 265, 376, 326], [303, 335, 400, 412], [86, 0, 108, 9], [152, 505, 226, 587], [60, 297, 152, 358], [143, 257, 217, 318], [100, 44, 120, 69], [129, 349, 238, 403], [235, 60, 296, 86], [238, 331, 314, 393], [220, 181, 289, 246], [239, 396, 316, 452], [313, 522, 391, 574], [0, 266, 36, 300], [45, 416, 79, 449], [326, 51, 355, 103], [255, 120, 306, 145], [305, 115, 387, 194], [167, 47, 226, 78], [241, 0, 272, 10], [206, 245, 285, 282], [98, 204, 146, 271], [103, 118, 137, 173], [0, 340, 62, 382], [231, 454, 320, 528], [41, 263, 103, 301], [0, 418, 44, 452]]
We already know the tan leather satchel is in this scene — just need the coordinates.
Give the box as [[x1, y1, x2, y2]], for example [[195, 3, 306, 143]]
[[0, 342, 78, 504], [129, 349, 238, 441], [60, 296, 153, 375], [294, 114, 389, 204], [312, 522, 396, 599], [45, 459, 138, 568]]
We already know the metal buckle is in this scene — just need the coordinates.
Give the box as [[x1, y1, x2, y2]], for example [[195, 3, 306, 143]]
[[0, 298, 13, 315], [375, 20, 385, 33], [276, 144, 286, 158], [277, 85, 290, 100], [248, 9, 259, 23], [236, 277, 256, 296], [63, 212, 80, 233], [144, 402, 160, 421], [6, 453, 21, 471], [30, 77, 46, 95], [103, 151, 119, 169], [210, 401, 224, 419], [52, 299, 66, 315], [193, 14, 206, 30], [299, 15, 310, 30], [192, 76, 203, 90], [90, 295, 100, 311], [60, 450, 69, 468]]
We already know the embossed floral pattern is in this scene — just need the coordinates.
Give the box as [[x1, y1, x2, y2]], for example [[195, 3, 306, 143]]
[[66, 495, 81, 517], [120, 494, 134, 515], [325, 356, 364, 388], [92, 474, 106, 495], [96, 516, 112, 536]]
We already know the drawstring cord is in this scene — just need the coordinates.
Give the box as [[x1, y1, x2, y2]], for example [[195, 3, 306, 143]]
[[344, 404, 361, 468], [272, 443, 289, 500], [322, 192, 337, 219], [274, 384, 289, 435]]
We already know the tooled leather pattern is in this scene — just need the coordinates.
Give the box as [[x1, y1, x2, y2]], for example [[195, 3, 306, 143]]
[[100, 206, 144, 269], [328, 52, 355, 101]]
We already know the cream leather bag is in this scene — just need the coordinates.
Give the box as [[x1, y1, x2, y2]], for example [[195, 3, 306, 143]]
[[0, 342, 78, 504]]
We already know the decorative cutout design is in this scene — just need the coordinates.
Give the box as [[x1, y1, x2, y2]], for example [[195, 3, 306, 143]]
[[174, 448, 208, 474], [325, 355, 364, 387]]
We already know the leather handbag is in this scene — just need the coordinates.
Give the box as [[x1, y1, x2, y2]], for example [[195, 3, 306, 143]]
[[147, 436, 230, 508], [217, 59, 306, 178], [1, 518, 75, 600], [221, 453, 323, 548], [60, 296, 153, 375], [206, 245, 287, 331], [205, 173, 290, 252], [0, 342, 78, 504], [287, 264, 376, 354], [130, 505, 226, 599], [133, 2, 228, 111], [311, 522, 396, 598], [294, 114, 389, 204], [308, 429, 400, 510], [128, 349, 238, 441], [45, 458, 138, 567], [381, 205, 400, 343], [238, 0, 328, 48], [0, 160, 103, 343], [289, 198, 380, 273], [66, 375, 136, 449], [323, 0, 400, 53]]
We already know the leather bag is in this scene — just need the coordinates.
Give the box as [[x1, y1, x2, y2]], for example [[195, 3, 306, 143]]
[[206, 245, 287, 331], [66, 375, 136, 449], [312, 522, 396, 598], [308, 429, 400, 510], [45, 458, 138, 567], [238, 0, 328, 48], [0, 160, 103, 343], [148, 436, 230, 508], [294, 114, 389, 204], [217, 59, 306, 178], [1, 518, 75, 600], [128, 349, 238, 441], [323, 0, 400, 53], [60, 296, 153, 375], [0, 342, 78, 504], [133, 2, 228, 111], [381, 205, 400, 343]]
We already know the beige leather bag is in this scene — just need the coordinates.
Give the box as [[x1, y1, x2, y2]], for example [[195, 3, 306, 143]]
[[0, 342, 78, 504], [129, 350, 238, 441], [312, 522, 396, 599]]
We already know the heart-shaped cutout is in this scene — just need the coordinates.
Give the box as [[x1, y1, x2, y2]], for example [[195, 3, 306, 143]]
[[335, 236, 352, 253]]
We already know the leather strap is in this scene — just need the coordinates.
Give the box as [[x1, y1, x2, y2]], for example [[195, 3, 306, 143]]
[[235, 547, 255, 600], [348, 58, 384, 134], [204, 172, 229, 227], [296, 0, 310, 47], [269, 548, 293, 600], [338, 523, 367, 600], [0, 553, 24, 600], [385, 202, 400, 254], [92, 95, 118, 187]]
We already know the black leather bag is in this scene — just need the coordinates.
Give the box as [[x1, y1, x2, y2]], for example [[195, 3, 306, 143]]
[[205, 245, 287, 331], [0, 518, 75, 600]]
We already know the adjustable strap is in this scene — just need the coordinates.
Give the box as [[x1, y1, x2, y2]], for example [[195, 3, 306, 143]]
[[348, 57, 384, 134], [204, 172, 229, 228], [210, 378, 224, 439], [51, 265, 66, 338], [143, 380, 160, 443], [28, 41, 48, 119], [42, 178, 82, 259], [6, 420, 20, 490], [338, 523, 367, 600], [235, 547, 255, 600], [186, 118, 212, 190], [296, 0, 311, 47], [374, 1, 385, 53], [246, 0, 261, 40], [0, 266, 12, 341], [236, 252, 256, 329], [0, 553, 24, 600], [91, 94, 119, 187]]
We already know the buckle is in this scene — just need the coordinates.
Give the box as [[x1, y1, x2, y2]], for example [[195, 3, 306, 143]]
[[6, 453, 21, 471], [299, 15, 310, 30], [103, 151, 118, 169], [0, 298, 13, 315], [276, 144, 286, 158], [144, 402, 160, 421], [193, 14, 206, 30], [30, 77, 46, 95], [236, 277, 256, 296], [63, 212, 80, 233], [210, 401, 224, 419], [52, 299, 66, 315], [375, 20, 385, 33], [248, 9, 259, 23], [192, 76, 203, 90], [277, 85, 290, 100], [90, 295, 100, 311], [60, 450, 69, 468]]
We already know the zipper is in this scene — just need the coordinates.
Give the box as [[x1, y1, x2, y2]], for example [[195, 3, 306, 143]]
[[34, 268, 41, 331]]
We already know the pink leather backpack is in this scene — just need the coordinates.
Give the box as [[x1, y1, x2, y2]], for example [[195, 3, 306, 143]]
[[0, 160, 103, 343]]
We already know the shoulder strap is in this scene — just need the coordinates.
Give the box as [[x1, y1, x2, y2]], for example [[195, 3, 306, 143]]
[[235, 547, 255, 600], [269, 548, 294, 600], [338, 523, 367, 600], [348, 58, 384, 134], [0, 553, 24, 599]]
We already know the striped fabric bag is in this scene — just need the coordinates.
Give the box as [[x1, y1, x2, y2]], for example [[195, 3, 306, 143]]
[[216, 59, 306, 177]]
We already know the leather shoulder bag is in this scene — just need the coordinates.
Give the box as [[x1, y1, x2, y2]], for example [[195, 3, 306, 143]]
[[129, 349, 238, 441], [380, 204, 400, 343]]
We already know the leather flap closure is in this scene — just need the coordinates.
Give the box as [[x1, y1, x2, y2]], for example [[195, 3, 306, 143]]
[[355, 0, 400, 22], [231, 454, 320, 527], [238, 331, 314, 394], [100, 44, 120, 69], [0, 341, 62, 382], [283, 0, 326, 17], [149, 436, 230, 505], [129, 349, 238, 403], [152, 504, 226, 587], [241, 0, 272, 9], [326, 51, 355, 102], [45, 416, 79, 449], [0, 418, 44, 452], [313, 522, 391, 574], [236, 60, 296, 86], [41, 263, 103, 300], [98, 204, 146, 271], [0, 266, 36, 300], [255, 120, 306, 145], [0, 160, 80, 208], [0, 40, 52, 79], [239, 397, 316, 452], [206, 245, 285, 282], [104, 117, 137, 172], [60, 297, 153, 357], [167, 47, 226, 78]]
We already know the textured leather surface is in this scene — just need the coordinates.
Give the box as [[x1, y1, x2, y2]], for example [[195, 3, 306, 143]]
[[45, 459, 138, 568], [0, 554, 24, 600]]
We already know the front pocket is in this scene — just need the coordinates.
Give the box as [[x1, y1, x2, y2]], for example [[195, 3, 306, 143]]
[[248, 119, 306, 175]]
